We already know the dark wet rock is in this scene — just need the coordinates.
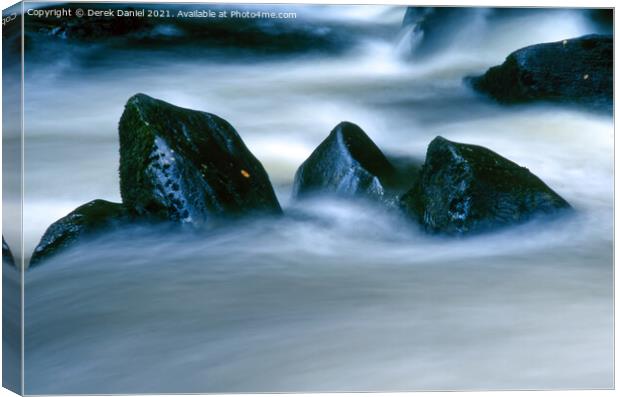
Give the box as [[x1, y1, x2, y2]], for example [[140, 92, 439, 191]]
[[2, 236, 16, 267], [29, 6, 153, 41], [23, 3, 366, 57], [401, 7, 428, 27], [466, 35, 613, 112], [292, 122, 397, 200], [119, 94, 281, 224], [30, 200, 130, 266], [400, 136, 570, 234]]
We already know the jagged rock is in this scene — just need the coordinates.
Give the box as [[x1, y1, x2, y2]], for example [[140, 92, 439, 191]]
[[466, 35, 613, 111], [2, 236, 16, 267], [400, 137, 570, 234], [119, 94, 281, 224], [30, 200, 130, 266], [292, 122, 397, 200]]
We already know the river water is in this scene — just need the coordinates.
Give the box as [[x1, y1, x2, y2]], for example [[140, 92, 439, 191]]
[[17, 5, 613, 393]]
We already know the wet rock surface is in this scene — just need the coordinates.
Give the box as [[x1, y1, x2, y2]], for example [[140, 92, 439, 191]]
[[23, 3, 368, 57], [30, 200, 130, 266], [29, 6, 153, 41], [400, 136, 571, 234], [466, 35, 613, 112], [292, 122, 397, 200], [119, 94, 281, 225]]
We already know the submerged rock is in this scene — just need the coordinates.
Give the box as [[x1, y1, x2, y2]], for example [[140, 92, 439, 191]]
[[3, 236, 16, 267], [30, 6, 153, 41], [119, 94, 281, 224], [24, 3, 360, 57], [292, 122, 396, 200], [30, 200, 130, 266], [466, 35, 613, 111], [400, 137, 570, 234]]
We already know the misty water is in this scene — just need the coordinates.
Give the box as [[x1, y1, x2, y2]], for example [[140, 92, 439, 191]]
[[15, 5, 613, 393]]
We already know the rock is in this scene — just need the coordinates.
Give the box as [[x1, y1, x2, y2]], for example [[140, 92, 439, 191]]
[[292, 122, 397, 200], [119, 94, 281, 224], [400, 136, 570, 234], [23, 4, 362, 57], [2, 236, 16, 267], [466, 35, 613, 112], [29, 6, 154, 41], [401, 7, 480, 59], [30, 200, 130, 266]]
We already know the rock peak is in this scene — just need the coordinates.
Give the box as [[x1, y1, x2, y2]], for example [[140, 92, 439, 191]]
[[401, 137, 570, 234], [293, 122, 395, 199], [119, 94, 281, 224]]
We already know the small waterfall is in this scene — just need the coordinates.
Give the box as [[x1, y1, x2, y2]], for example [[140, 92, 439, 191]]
[[394, 23, 419, 59], [393, 7, 601, 64]]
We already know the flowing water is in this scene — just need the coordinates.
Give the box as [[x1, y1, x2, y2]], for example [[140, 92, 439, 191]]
[[13, 5, 613, 393]]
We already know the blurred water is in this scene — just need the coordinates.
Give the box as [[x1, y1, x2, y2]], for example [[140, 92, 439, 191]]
[[19, 5, 613, 393]]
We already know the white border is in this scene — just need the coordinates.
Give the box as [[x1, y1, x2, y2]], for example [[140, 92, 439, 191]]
[[0, 1, 616, 397]]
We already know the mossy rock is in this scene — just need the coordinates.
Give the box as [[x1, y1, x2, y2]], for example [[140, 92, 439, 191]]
[[119, 93, 281, 225], [400, 136, 571, 234], [466, 34, 612, 112], [30, 200, 130, 266]]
